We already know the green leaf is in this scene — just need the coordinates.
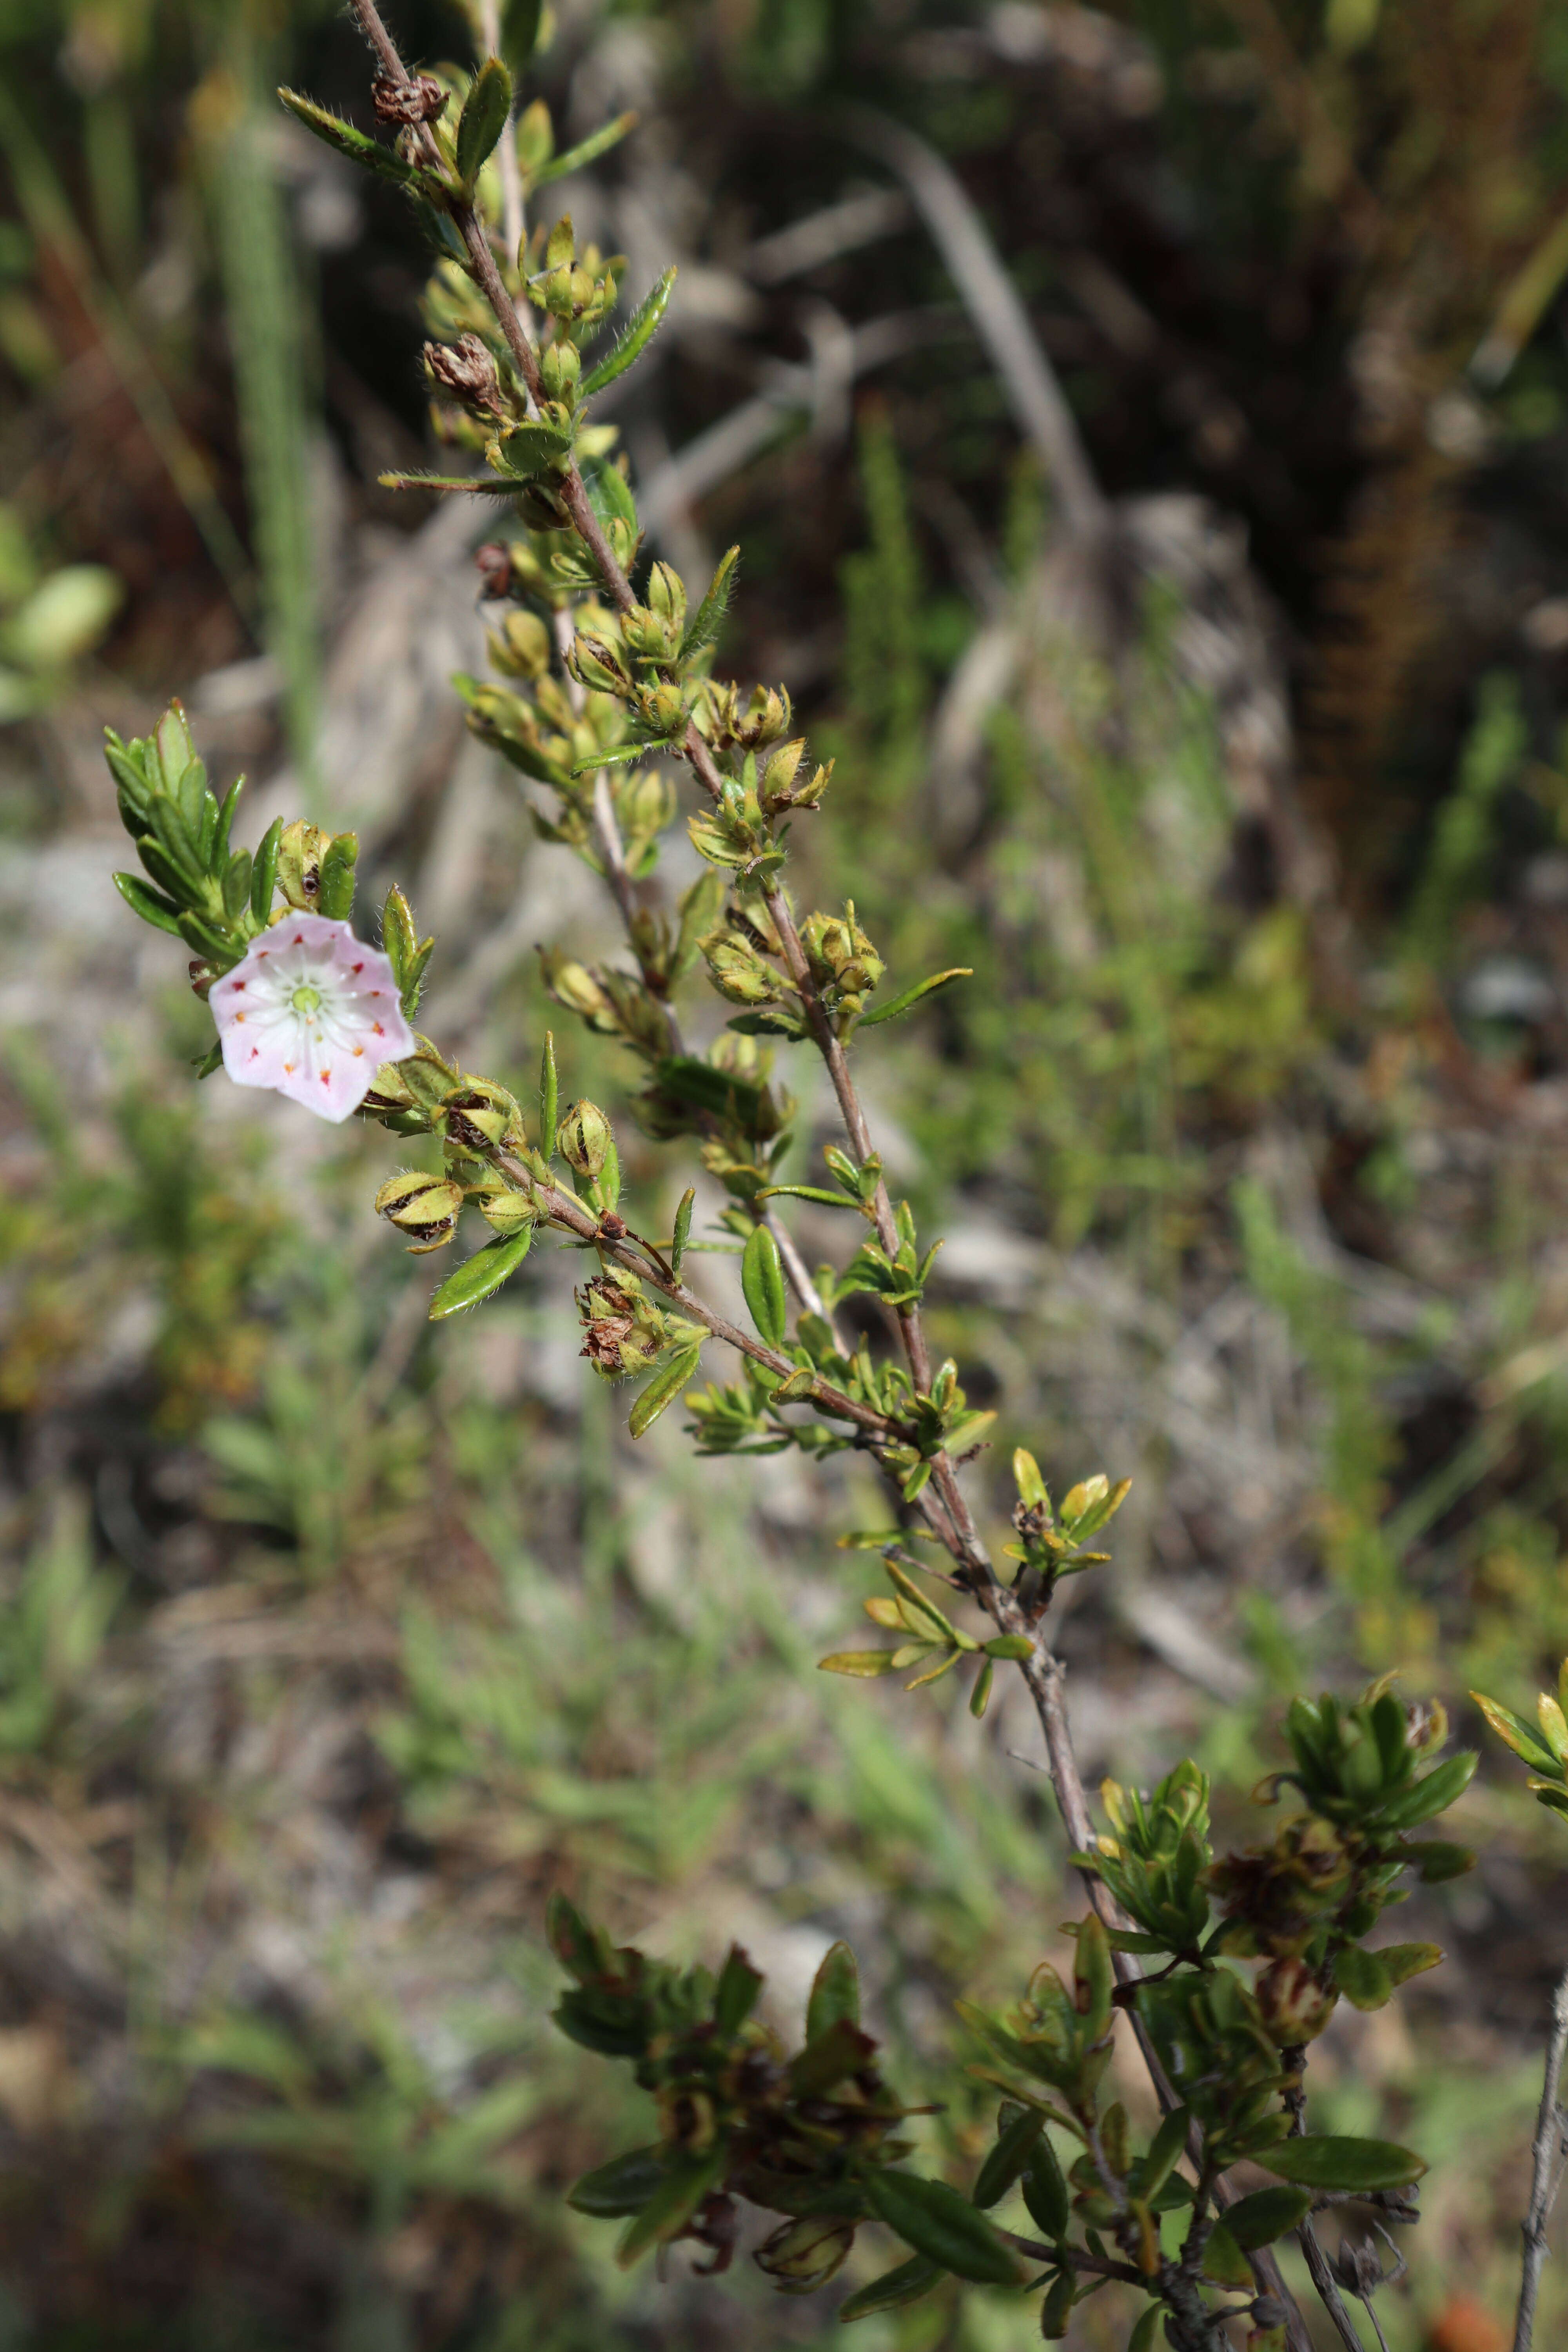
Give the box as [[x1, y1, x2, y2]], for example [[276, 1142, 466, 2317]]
[[789, 2017, 877, 2097], [670, 1187, 695, 1278], [680, 545, 739, 664], [1127, 2308, 1161, 2352], [1260, 2136, 1426, 2192], [1020, 2136, 1069, 2239], [1332, 1944, 1392, 2011], [317, 830, 358, 923], [378, 470, 530, 497], [1039, 2267, 1074, 2338], [862, 2171, 1028, 2287], [490, 421, 574, 481], [567, 2145, 666, 2217], [530, 110, 638, 191], [757, 1184, 861, 1210], [113, 871, 185, 938], [836, 2255, 942, 2322], [1377, 1941, 1443, 1987], [982, 1635, 1034, 1661], [277, 90, 419, 187], [616, 2146, 728, 2266], [806, 1941, 860, 2042], [499, 0, 543, 76], [1376, 1749, 1477, 1828], [457, 56, 514, 188], [250, 818, 281, 924], [1409, 1839, 1475, 1882], [581, 263, 676, 397], [972, 2105, 1044, 2209], [857, 967, 973, 1027], [1220, 2184, 1312, 2251], [427, 1226, 534, 1319], [819, 1651, 897, 1678], [628, 1341, 702, 1438], [713, 1945, 764, 2034], [1134, 2106, 1191, 2204], [1200, 2222, 1252, 2288], [741, 1223, 788, 1348], [1472, 1691, 1557, 1770]]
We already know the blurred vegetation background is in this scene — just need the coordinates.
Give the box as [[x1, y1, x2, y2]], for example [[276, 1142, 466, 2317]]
[[7, 1, 1568, 2345]]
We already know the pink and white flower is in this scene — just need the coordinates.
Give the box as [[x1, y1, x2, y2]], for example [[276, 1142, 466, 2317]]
[[209, 914, 416, 1124]]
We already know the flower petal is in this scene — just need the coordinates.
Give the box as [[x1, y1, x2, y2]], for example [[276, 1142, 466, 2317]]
[[209, 916, 417, 1123]]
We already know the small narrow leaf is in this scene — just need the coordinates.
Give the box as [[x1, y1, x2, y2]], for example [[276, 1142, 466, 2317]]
[[819, 1651, 897, 1678], [499, 0, 543, 75], [1260, 2136, 1426, 2192], [670, 1186, 695, 1278], [741, 1222, 788, 1349], [567, 2145, 666, 2217], [857, 967, 972, 1027], [863, 2171, 1027, 2287], [1220, 2184, 1312, 2251], [1200, 2222, 1252, 2288], [539, 1031, 558, 1160], [836, 2255, 942, 2322], [972, 2105, 1044, 2209], [530, 110, 638, 191], [1472, 1691, 1558, 1770], [581, 263, 676, 397], [628, 1341, 702, 1438], [806, 1942, 860, 2042], [278, 89, 420, 186], [427, 1225, 534, 1319], [456, 56, 514, 188], [113, 872, 185, 938]]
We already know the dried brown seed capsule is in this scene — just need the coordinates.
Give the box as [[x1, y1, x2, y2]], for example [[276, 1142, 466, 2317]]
[[371, 70, 447, 126]]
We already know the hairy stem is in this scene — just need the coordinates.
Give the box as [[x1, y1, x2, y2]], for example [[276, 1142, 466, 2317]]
[[1515, 1969, 1568, 2352]]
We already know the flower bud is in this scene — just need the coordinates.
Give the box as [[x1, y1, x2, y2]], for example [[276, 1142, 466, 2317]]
[[558, 1098, 611, 1177], [760, 739, 805, 805], [275, 820, 330, 912], [703, 933, 781, 1005], [487, 608, 552, 680], [734, 684, 789, 749], [374, 1171, 464, 1250], [475, 1183, 538, 1233], [539, 337, 582, 402], [1256, 1956, 1336, 2047], [753, 2215, 855, 2294]]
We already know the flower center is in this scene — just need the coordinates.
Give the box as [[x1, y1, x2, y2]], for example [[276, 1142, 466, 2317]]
[[291, 982, 323, 1016]]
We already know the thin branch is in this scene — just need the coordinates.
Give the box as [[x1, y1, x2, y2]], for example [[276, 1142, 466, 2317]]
[[1281, 2053, 1369, 2352], [1515, 1968, 1568, 2352]]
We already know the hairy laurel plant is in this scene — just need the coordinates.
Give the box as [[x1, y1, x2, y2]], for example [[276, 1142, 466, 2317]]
[[102, 7, 1568, 2347]]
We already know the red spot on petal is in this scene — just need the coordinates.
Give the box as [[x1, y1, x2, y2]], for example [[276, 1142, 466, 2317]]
[[249, 1048, 259, 1061], [373, 1022, 385, 1035], [292, 931, 305, 943], [352, 962, 363, 974], [320, 1069, 332, 1085], [234, 980, 246, 991]]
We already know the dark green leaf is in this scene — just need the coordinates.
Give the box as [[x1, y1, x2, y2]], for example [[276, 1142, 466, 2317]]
[[1376, 1750, 1477, 1829], [499, 0, 543, 75], [616, 2146, 728, 2267], [581, 263, 676, 397], [113, 871, 184, 938], [1332, 1944, 1392, 2011], [756, 1184, 860, 1209], [530, 110, 638, 191], [490, 421, 573, 481], [857, 967, 972, 1027], [1220, 2184, 1312, 2251], [1200, 2221, 1252, 2288], [973, 2105, 1044, 2209], [539, 1031, 557, 1162], [863, 2171, 1027, 2286], [836, 2254, 942, 2322], [277, 90, 419, 187], [741, 1223, 788, 1348], [1260, 2136, 1426, 2192], [580, 451, 640, 535], [1021, 2136, 1069, 2239], [789, 2016, 877, 2097], [1409, 1839, 1475, 1882], [713, 1945, 764, 2034], [628, 1342, 702, 1438], [567, 2145, 665, 2217], [427, 1226, 534, 1320], [317, 831, 358, 922], [250, 818, 281, 924], [456, 56, 514, 188], [806, 1941, 860, 2042]]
